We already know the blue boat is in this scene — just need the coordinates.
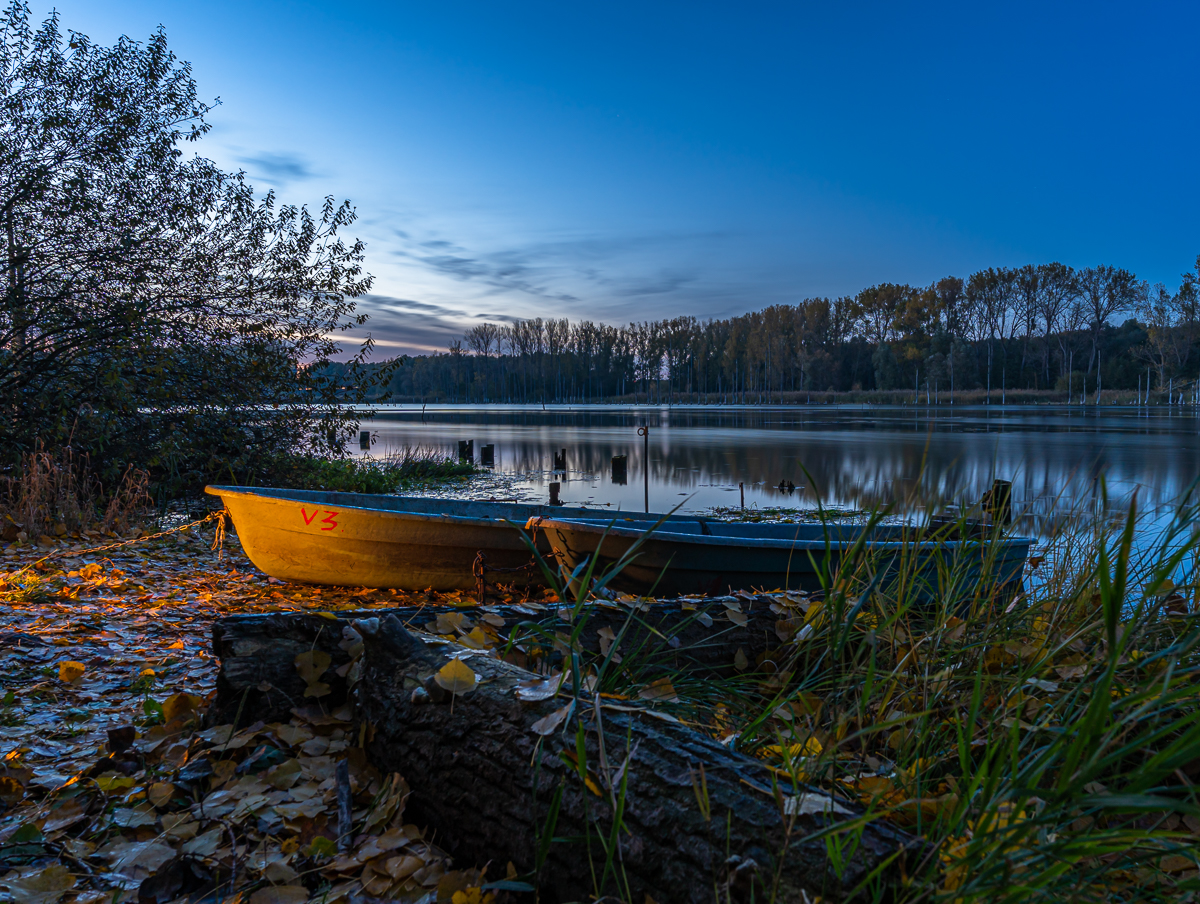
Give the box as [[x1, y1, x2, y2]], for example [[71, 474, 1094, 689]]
[[536, 516, 1032, 599]]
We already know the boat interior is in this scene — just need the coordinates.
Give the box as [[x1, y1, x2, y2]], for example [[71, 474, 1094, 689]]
[[552, 517, 914, 542], [207, 486, 663, 523]]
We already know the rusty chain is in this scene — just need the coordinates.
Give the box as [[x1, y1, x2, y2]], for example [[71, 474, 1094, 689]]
[[1, 509, 226, 581]]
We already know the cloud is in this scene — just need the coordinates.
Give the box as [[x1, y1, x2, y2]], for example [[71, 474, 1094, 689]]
[[339, 294, 474, 357], [238, 152, 316, 187], [342, 221, 811, 360]]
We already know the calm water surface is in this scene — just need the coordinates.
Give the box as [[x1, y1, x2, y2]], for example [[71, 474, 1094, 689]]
[[361, 405, 1200, 537]]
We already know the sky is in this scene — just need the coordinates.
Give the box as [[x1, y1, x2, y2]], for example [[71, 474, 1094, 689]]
[[45, 1, 1200, 357]]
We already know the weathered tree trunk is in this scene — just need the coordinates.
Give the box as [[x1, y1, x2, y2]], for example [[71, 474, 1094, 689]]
[[210, 596, 799, 725], [355, 614, 919, 904]]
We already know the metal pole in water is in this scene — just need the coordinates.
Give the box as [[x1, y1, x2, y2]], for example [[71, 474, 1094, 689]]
[[637, 425, 650, 513]]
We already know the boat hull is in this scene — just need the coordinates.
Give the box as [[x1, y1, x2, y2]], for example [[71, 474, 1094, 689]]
[[537, 518, 1032, 599], [205, 486, 677, 591]]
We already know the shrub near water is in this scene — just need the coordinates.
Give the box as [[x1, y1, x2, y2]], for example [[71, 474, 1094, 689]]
[[270, 447, 477, 495]]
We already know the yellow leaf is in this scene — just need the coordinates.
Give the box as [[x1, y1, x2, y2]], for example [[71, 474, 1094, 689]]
[[95, 774, 135, 793], [0, 776, 23, 804], [147, 782, 175, 808], [57, 661, 85, 683], [296, 650, 332, 698], [639, 678, 678, 703], [433, 658, 477, 695], [162, 693, 203, 723], [295, 650, 332, 685]]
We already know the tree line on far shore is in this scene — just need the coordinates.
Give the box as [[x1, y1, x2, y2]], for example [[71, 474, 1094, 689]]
[[338, 259, 1200, 404]]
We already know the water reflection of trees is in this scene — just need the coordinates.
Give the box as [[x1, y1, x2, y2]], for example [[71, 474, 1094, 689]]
[[367, 407, 1200, 525]]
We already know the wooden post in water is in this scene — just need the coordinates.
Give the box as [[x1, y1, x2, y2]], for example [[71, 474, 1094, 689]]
[[458, 440, 473, 462], [549, 482, 561, 506], [740, 482, 745, 510], [359, 431, 370, 451], [480, 444, 495, 467], [611, 454, 628, 485], [637, 426, 650, 513]]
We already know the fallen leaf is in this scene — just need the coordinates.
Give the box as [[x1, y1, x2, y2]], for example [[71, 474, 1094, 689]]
[[263, 860, 300, 884], [56, 661, 85, 683], [383, 854, 425, 880], [435, 612, 466, 635], [162, 693, 203, 723], [514, 673, 563, 702], [725, 608, 749, 627], [597, 627, 617, 656], [0, 864, 76, 904], [783, 793, 854, 816], [148, 782, 175, 808], [181, 828, 223, 857], [249, 886, 309, 904], [265, 758, 302, 790], [530, 701, 574, 736], [97, 840, 175, 878], [41, 799, 85, 832], [0, 776, 24, 805], [1024, 678, 1059, 693], [433, 659, 477, 696], [638, 678, 678, 703], [295, 650, 332, 698]]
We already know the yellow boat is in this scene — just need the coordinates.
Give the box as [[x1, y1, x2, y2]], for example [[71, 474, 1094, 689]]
[[204, 485, 677, 591]]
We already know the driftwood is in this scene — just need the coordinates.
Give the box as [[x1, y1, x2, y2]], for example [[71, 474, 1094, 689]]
[[209, 596, 799, 726], [209, 605, 920, 902], [354, 614, 918, 903]]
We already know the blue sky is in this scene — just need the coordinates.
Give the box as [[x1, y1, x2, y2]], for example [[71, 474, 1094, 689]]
[[52, 1, 1200, 356]]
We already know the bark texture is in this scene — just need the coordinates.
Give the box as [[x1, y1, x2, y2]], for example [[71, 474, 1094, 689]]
[[210, 596, 795, 725], [355, 614, 919, 904]]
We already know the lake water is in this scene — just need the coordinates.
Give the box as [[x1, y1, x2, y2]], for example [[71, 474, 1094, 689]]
[[361, 404, 1200, 537]]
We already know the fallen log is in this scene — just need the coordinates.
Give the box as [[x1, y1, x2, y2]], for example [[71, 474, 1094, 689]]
[[210, 595, 803, 725], [354, 613, 919, 903]]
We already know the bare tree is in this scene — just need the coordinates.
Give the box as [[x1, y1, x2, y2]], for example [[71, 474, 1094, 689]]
[[1034, 263, 1076, 386], [966, 267, 1017, 399], [464, 322, 500, 357], [1077, 265, 1138, 396], [1135, 282, 1189, 388]]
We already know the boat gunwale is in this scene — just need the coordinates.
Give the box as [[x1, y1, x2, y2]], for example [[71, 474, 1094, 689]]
[[536, 516, 1035, 554], [204, 484, 622, 530]]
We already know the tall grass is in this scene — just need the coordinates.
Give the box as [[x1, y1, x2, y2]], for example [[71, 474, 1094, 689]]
[[506, 488, 1200, 902], [0, 444, 152, 539]]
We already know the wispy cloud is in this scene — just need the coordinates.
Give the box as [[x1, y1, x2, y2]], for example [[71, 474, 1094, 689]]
[[238, 152, 316, 187], [334, 222, 802, 360]]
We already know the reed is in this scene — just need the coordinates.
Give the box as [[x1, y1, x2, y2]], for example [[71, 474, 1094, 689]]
[[510, 487, 1200, 902], [0, 444, 152, 541]]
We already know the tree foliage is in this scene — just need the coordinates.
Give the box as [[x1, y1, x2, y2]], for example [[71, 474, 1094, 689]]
[[346, 257, 1200, 403], [0, 3, 383, 492]]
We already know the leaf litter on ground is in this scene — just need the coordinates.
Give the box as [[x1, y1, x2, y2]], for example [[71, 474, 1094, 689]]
[[0, 528, 516, 904]]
